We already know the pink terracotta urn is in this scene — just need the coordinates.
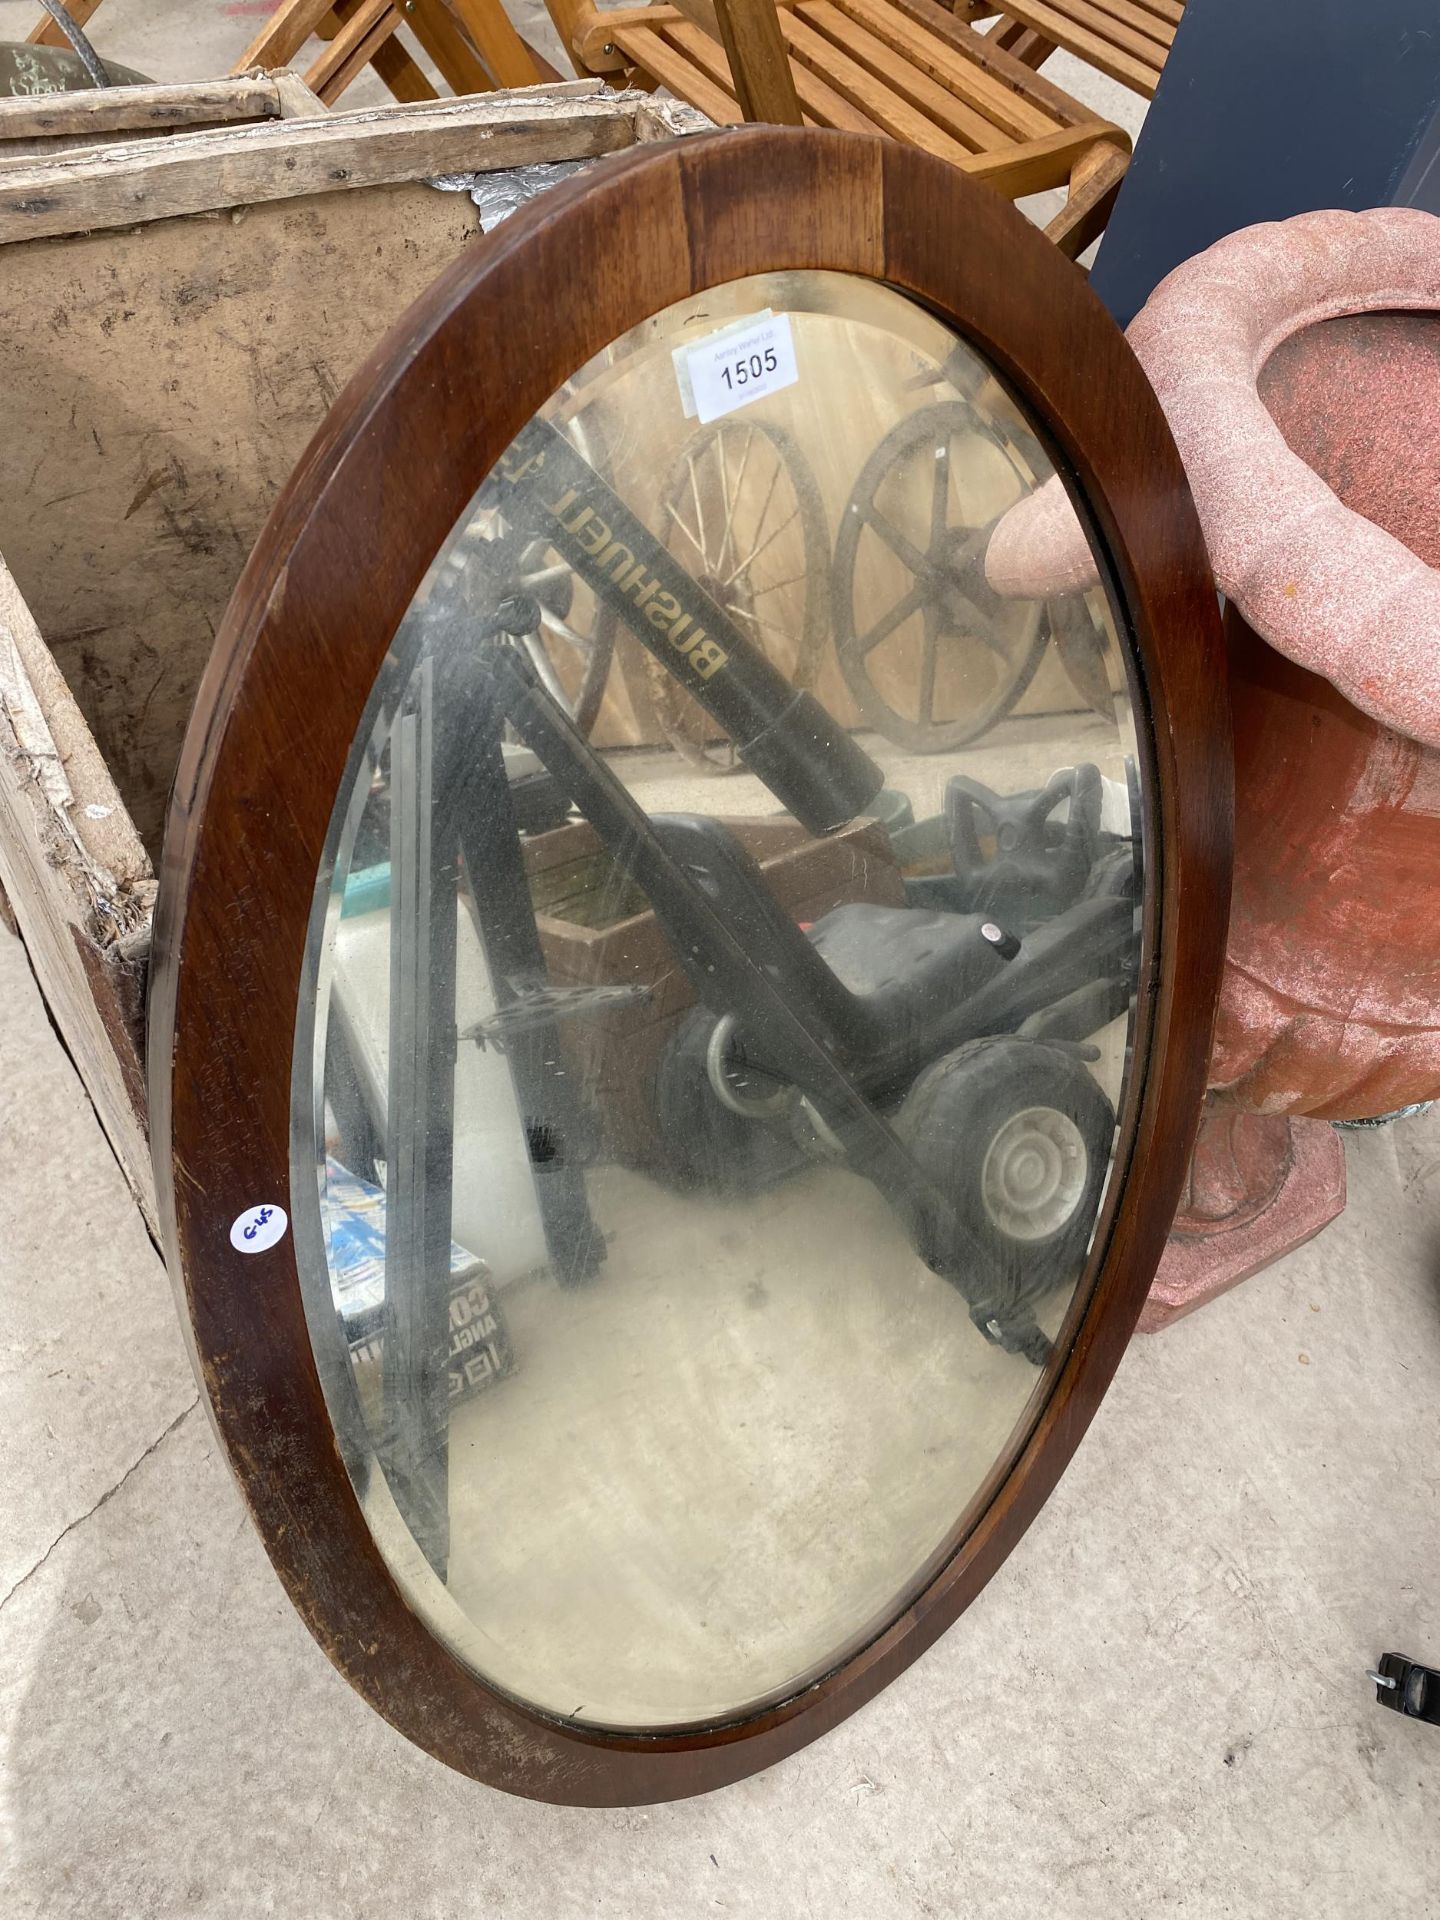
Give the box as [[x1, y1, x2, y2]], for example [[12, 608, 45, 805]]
[[987, 208, 1440, 1326]]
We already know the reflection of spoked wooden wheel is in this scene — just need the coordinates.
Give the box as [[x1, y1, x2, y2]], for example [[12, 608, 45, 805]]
[[621, 418, 831, 772], [833, 401, 1048, 753]]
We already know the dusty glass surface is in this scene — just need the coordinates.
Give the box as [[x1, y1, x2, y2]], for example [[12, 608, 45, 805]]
[[292, 271, 1146, 1730]]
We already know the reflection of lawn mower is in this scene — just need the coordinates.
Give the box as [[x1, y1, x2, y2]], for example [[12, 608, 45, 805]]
[[406, 421, 1138, 1367], [482, 629, 1133, 1364], [651, 762, 1134, 1336]]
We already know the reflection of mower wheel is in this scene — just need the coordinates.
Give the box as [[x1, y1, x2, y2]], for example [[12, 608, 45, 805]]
[[653, 1009, 799, 1194], [895, 1037, 1114, 1307]]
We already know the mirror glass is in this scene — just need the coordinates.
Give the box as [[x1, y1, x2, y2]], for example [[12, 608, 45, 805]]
[[292, 271, 1145, 1731]]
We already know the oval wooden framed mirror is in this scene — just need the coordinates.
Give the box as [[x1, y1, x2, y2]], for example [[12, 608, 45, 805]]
[[149, 128, 1229, 1806]]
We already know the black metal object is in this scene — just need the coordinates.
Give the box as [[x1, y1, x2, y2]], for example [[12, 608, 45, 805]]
[[31, 0, 112, 87], [1091, 0, 1440, 328], [382, 663, 456, 1580], [479, 636, 1109, 1358], [489, 417, 884, 833], [1371, 1653, 1440, 1724]]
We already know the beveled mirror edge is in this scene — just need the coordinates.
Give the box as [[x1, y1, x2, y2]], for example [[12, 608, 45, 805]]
[[148, 126, 1231, 1806]]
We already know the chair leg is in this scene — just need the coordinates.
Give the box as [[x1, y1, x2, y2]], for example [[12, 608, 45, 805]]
[[994, 20, 1053, 67], [233, 0, 335, 73], [27, 0, 102, 48], [1045, 140, 1129, 261]]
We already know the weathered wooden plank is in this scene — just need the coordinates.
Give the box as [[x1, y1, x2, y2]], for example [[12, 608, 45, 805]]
[[0, 78, 283, 142], [0, 85, 639, 246], [0, 554, 157, 1228]]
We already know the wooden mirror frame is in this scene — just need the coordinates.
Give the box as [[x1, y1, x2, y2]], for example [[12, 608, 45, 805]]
[[148, 127, 1230, 1806]]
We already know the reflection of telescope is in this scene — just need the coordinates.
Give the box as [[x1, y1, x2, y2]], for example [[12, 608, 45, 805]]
[[485, 416, 883, 836]]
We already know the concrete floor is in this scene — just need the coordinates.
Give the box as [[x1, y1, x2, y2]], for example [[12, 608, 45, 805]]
[[5, 7, 1440, 1916], [5, 909, 1440, 1919]]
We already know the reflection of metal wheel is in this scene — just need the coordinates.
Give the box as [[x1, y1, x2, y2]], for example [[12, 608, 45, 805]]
[[512, 534, 615, 736], [622, 418, 831, 773], [833, 401, 1047, 753], [442, 414, 616, 735]]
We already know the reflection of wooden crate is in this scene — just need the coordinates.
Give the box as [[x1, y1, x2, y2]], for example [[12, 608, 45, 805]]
[[522, 815, 906, 1167]]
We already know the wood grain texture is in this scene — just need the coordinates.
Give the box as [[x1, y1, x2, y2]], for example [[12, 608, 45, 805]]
[[408, 0, 499, 93], [0, 78, 283, 142], [1044, 132, 1128, 258], [710, 0, 805, 123], [25, 0, 103, 48], [0, 87, 691, 857], [237, 0, 337, 71], [0, 554, 156, 1228], [993, 0, 1169, 93], [305, 0, 400, 98], [0, 181, 487, 856], [0, 85, 638, 246], [150, 128, 1230, 1804], [450, 0, 545, 87], [581, 0, 1129, 226]]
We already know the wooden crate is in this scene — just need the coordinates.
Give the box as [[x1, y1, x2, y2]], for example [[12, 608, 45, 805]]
[[0, 77, 699, 1233]]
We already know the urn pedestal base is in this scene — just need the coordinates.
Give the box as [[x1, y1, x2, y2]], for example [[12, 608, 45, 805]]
[[1139, 1104, 1347, 1333]]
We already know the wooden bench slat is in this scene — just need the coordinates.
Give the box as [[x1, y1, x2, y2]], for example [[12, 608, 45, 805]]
[[611, 24, 746, 118], [880, 0, 1093, 127], [1040, 0, 1175, 51], [1021, 0, 1173, 59], [665, 15, 886, 130], [1121, 0, 1183, 26], [796, 1, 1002, 149], [776, 11, 976, 162], [992, 0, 1164, 91], [830, 0, 1060, 139]]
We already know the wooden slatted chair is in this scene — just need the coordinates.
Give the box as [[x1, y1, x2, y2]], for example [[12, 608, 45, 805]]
[[233, 0, 550, 105], [546, 0, 1131, 255], [24, 0, 552, 107], [959, 0, 1183, 100]]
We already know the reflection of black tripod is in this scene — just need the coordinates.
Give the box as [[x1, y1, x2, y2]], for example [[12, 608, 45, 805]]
[[373, 640, 605, 1579]]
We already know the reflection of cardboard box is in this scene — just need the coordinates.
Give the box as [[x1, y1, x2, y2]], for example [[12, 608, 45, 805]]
[[520, 816, 906, 1167], [323, 1158, 514, 1409]]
